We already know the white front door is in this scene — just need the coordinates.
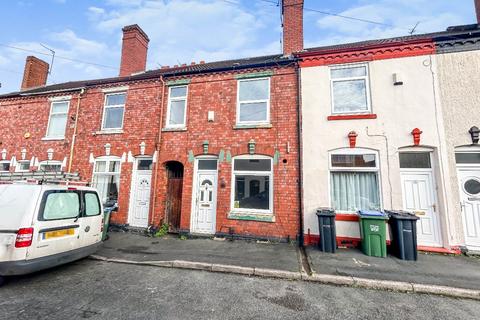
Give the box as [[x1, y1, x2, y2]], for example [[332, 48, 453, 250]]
[[401, 171, 442, 247], [457, 169, 480, 250], [129, 158, 152, 228], [193, 172, 217, 234]]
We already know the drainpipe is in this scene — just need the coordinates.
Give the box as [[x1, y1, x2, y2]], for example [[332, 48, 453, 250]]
[[296, 62, 305, 247], [67, 88, 85, 173], [150, 76, 166, 227]]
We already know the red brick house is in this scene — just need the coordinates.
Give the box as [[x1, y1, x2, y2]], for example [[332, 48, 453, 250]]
[[0, 1, 304, 241]]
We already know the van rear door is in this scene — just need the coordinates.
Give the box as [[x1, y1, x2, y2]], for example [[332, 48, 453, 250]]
[[79, 191, 103, 247], [27, 189, 82, 260]]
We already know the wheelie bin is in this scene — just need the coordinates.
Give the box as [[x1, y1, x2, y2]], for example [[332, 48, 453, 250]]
[[358, 210, 388, 258], [385, 210, 419, 261], [316, 208, 336, 253]]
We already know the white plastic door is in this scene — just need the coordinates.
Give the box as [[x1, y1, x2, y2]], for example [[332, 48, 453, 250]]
[[401, 172, 442, 247], [129, 159, 153, 228], [457, 169, 480, 250], [193, 173, 217, 234]]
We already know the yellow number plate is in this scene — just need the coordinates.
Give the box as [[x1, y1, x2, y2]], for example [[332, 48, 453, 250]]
[[43, 228, 75, 239]]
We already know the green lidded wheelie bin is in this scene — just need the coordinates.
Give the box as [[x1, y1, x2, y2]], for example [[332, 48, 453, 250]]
[[102, 208, 112, 241], [358, 210, 388, 258]]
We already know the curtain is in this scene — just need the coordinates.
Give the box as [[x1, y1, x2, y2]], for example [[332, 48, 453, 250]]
[[331, 172, 380, 212]]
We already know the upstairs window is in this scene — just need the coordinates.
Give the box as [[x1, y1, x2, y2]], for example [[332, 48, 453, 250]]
[[102, 93, 126, 130], [166, 86, 188, 128], [330, 64, 371, 114], [46, 101, 69, 138], [237, 78, 270, 125]]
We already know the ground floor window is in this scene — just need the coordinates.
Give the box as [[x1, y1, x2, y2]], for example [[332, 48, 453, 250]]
[[0, 161, 10, 172], [39, 160, 62, 172], [232, 156, 272, 213], [92, 157, 121, 207], [330, 149, 380, 212], [16, 160, 30, 172]]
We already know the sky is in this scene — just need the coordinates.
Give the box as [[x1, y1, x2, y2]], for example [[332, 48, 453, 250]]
[[0, 0, 476, 94]]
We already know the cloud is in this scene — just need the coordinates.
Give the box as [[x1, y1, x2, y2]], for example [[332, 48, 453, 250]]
[[88, 0, 280, 67], [307, 0, 473, 48]]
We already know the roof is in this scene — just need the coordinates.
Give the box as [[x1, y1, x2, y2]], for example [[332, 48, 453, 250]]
[[1, 24, 479, 99], [301, 24, 480, 55], [0, 54, 293, 99]]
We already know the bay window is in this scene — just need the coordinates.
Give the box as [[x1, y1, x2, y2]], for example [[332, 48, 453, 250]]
[[330, 64, 371, 114], [232, 156, 273, 213], [92, 157, 121, 206], [330, 149, 380, 212], [237, 78, 270, 125]]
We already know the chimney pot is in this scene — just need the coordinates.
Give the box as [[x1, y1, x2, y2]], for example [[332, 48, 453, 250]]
[[282, 0, 304, 55], [21, 56, 49, 91], [200, 60, 205, 64], [191, 62, 196, 65], [119, 24, 150, 77]]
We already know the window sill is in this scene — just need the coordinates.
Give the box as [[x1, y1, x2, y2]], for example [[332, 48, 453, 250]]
[[233, 123, 272, 130], [162, 127, 187, 132], [228, 211, 275, 222], [41, 137, 65, 141], [327, 114, 377, 121], [95, 130, 124, 135]]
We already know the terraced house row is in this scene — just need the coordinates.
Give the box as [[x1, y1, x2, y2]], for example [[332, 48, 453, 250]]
[[1, 0, 480, 253]]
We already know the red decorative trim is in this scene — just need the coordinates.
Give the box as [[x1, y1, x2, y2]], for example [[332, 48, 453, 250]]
[[298, 40, 436, 68], [417, 246, 462, 255], [328, 114, 377, 121], [335, 213, 359, 222]]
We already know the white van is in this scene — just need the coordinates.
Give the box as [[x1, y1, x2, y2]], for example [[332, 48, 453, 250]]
[[0, 182, 103, 284]]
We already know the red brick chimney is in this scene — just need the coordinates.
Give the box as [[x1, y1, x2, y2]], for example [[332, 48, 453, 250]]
[[21, 56, 49, 91], [475, 0, 480, 23], [282, 0, 304, 56], [119, 24, 150, 77]]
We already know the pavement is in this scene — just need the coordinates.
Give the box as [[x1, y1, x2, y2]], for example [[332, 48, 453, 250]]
[[93, 231, 480, 300], [2, 259, 480, 320]]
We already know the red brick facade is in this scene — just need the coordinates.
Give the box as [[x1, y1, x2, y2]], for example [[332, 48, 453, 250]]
[[0, 65, 300, 241]]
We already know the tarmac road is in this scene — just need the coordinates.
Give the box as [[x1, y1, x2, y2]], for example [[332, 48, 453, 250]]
[[0, 258, 479, 320]]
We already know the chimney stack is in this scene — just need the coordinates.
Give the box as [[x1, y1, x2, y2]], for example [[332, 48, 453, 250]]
[[282, 0, 304, 56], [21, 56, 49, 91], [119, 24, 150, 77], [475, 0, 480, 24]]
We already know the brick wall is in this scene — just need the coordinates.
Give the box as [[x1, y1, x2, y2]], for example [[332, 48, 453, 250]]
[[282, 0, 304, 55], [21, 56, 49, 91], [119, 25, 149, 77]]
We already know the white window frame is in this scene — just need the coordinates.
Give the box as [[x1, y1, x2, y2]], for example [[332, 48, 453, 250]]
[[328, 148, 382, 213], [101, 92, 126, 131], [165, 85, 188, 128], [230, 155, 273, 214], [38, 160, 63, 172], [455, 146, 480, 168], [329, 63, 372, 115], [91, 156, 122, 204], [236, 77, 271, 125], [0, 160, 10, 172], [15, 160, 30, 172], [45, 100, 70, 139]]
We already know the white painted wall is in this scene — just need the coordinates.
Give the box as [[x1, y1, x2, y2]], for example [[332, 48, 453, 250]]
[[301, 55, 460, 247], [436, 50, 480, 247]]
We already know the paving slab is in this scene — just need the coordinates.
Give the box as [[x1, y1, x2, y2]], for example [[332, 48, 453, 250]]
[[306, 247, 480, 290], [99, 231, 301, 272]]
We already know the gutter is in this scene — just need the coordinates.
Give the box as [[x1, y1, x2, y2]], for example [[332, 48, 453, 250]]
[[295, 62, 305, 247], [67, 88, 85, 173], [150, 75, 166, 227]]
